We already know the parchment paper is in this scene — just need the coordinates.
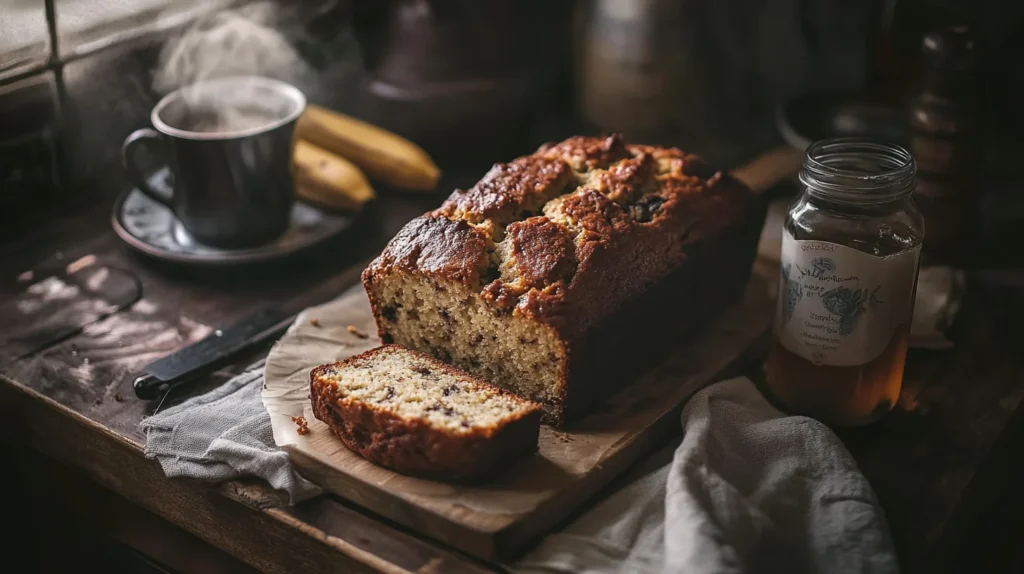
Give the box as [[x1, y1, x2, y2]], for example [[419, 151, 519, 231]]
[[261, 286, 379, 449]]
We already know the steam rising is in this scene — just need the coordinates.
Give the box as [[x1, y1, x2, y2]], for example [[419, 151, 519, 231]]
[[152, 2, 315, 133], [153, 2, 313, 95]]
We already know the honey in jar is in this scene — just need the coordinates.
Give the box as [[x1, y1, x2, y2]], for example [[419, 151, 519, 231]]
[[766, 139, 924, 426]]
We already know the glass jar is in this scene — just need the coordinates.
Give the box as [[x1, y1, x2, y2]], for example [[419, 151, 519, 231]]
[[766, 139, 925, 426]]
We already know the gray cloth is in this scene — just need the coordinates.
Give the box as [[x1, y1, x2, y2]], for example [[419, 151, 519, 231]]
[[514, 376, 897, 574], [140, 363, 321, 504]]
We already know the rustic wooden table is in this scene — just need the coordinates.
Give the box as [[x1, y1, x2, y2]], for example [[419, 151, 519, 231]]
[[2, 186, 1023, 574]]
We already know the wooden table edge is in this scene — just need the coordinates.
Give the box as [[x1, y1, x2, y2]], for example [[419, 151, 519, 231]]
[[0, 372, 491, 574]]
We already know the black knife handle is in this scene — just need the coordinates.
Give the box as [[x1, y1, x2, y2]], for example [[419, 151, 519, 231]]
[[133, 308, 292, 400]]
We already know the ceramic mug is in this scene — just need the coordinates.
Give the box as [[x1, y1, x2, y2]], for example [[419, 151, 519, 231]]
[[122, 76, 306, 248]]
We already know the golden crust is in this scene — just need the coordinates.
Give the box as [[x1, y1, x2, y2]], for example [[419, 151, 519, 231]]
[[366, 216, 491, 288], [365, 135, 749, 332], [434, 156, 573, 224], [538, 134, 632, 171]]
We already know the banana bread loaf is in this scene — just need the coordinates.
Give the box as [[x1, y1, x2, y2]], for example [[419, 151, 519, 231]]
[[310, 345, 541, 482], [362, 135, 761, 426]]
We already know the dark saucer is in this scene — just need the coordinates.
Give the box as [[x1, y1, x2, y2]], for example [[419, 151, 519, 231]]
[[112, 169, 354, 266]]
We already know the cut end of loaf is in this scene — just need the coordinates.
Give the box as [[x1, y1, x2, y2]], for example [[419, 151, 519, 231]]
[[364, 274, 568, 424]]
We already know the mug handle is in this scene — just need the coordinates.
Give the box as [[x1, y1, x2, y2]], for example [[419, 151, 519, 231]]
[[121, 128, 173, 208]]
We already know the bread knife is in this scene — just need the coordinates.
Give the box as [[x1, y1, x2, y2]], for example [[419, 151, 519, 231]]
[[132, 307, 295, 400]]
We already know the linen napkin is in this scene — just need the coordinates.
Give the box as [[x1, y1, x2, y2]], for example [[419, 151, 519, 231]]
[[513, 376, 898, 574], [140, 361, 322, 504]]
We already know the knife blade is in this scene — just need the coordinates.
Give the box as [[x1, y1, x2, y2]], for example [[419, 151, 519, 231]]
[[133, 307, 295, 400]]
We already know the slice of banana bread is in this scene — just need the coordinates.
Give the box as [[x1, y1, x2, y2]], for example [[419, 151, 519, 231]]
[[310, 345, 541, 482]]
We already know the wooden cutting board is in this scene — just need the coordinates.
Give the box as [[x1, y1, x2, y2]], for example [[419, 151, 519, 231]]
[[270, 261, 776, 562]]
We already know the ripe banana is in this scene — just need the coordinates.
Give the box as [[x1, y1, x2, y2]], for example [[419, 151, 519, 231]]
[[293, 139, 375, 211], [295, 104, 441, 192]]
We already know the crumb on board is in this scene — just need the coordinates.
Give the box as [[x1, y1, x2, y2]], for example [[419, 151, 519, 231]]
[[93, 398, 103, 406], [114, 393, 125, 402], [552, 431, 572, 443], [309, 318, 321, 327], [292, 416, 310, 435], [347, 325, 369, 339], [417, 558, 445, 574], [66, 254, 97, 275]]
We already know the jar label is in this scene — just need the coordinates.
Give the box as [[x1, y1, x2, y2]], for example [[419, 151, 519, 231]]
[[775, 230, 921, 367]]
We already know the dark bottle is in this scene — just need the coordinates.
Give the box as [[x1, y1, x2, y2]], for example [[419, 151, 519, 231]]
[[907, 24, 979, 257]]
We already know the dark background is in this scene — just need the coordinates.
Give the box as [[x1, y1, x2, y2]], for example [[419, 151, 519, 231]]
[[1, 0, 1022, 243], [1, 0, 1023, 572]]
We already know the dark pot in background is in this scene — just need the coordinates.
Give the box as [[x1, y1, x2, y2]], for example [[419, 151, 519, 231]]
[[359, 0, 568, 167]]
